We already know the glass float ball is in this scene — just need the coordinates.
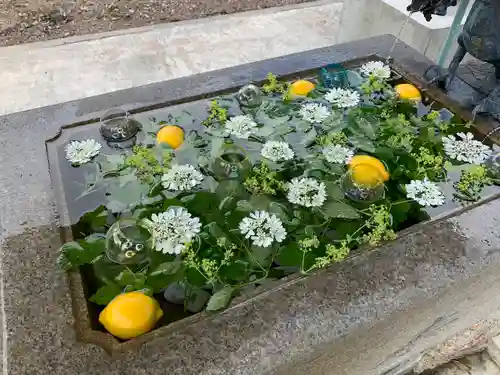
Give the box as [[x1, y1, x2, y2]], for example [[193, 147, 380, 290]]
[[342, 164, 385, 203], [211, 143, 252, 181], [236, 84, 263, 108], [485, 151, 500, 178], [100, 108, 141, 143], [105, 218, 152, 265]]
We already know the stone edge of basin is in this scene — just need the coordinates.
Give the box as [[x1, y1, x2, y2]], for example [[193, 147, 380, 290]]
[[3, 34, 500, 375]]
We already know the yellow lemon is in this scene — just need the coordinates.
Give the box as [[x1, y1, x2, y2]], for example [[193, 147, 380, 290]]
[[349, 155, 390, 186], [99, 291, 163, 340], [395, 83, 421, 101], [156, 125, 184, 149], [289, 80, 315, 96]]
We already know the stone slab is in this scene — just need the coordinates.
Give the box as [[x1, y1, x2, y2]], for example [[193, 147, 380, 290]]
[[0, 1, 343, 116], [3, 35, 500, 375]]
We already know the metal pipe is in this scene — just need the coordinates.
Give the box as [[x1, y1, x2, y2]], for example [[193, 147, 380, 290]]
[[436, 0, 473, 67]]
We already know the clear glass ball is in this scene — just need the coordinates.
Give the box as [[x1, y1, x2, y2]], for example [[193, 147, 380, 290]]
[[342, 164, 385, 203], [105, 218, 152, 265], [236, 84, 263, 108], [100, 108, 141, 143], [211, 143, 252, 181]]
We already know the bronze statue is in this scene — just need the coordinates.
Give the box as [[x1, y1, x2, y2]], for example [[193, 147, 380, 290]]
[[408, 0, 500, 119]]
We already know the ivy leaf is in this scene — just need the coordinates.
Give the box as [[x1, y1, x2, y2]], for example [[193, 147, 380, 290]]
[[276, 244, 303, 267], [352, 117, 377, 139], [322, 201, 360, 219], [77, 205, 108, 232], [150, 261, 183, 277], [59, 235, 106, 269], [268, 202, 289, 221], [206, 286, 233, 311], [349, 136, 376, 153], [89, 284, 123, 305], [301, 128, 317, 146], [115, 269, 145, 288], [323, 181, 344, 200]]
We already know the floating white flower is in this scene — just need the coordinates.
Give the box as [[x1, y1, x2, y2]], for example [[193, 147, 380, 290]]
[[287, 177, 327, 207], [225, 115, 258, 139], [299, 103, 331, 124], [162, 164, 204, 191], [150, 207, 201, 255], [324, 88, 360, 108], [323, 144, 354, 164], [65, 139, 102, 165], [405, 178, 445, 207], [239, 211, 287, 248], [261, 141, 294, 162], [442, 132, 492, 165], [360, 61, 391, 80]]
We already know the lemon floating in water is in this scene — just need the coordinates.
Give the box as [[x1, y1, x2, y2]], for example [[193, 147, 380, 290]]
[[156, 125, 184, 149], [289, 80, 315, 97], [99, 291, 163, 340], [349, 155, 390, 186], [395, 83, 421, 101]]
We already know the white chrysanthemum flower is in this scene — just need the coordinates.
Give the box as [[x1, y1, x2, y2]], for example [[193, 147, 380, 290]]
[[324, 88, 361, 108], [299, 103, 331, 124], [261, 141, 294, 162], [442, 132, 492, 164], [225, 115, 258, 139], [161, 164, 204, 191], [360, 61, 391, 80], [405, 178, 445, 207], [286, 177, 327, 207], [239, 210, 287, 248], [65, 139, 102, 165], [150, 207, 201, 254], [322, 144, 354, 164]]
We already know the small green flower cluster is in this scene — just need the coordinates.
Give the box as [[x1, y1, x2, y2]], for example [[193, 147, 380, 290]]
[[362, 205, 396, 246], [455, 165, 492, 201], [311, 240, 350, 270], [317, 131, 348, 146], [412, 147, 444, 177], [262, 73, 288, 94], [244, 163, 284, 195], [124, 145, 173, 183], [360, 75, 391, 96], [387, 133, 415, 153], [299, 236, 320, 252], [202, 100, 228, 127], [184, 238, 236, 285]]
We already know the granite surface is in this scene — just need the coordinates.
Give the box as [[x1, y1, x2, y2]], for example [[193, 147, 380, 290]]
[[3, 35, 500, 375]]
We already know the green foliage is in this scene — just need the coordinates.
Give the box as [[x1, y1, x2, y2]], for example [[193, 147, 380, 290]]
[[59, 64, 488, 315], [202, 100, 228, 127], [262, 72, 288, 94], [243, 162, 284, 195], [454, 165, 492, 201], [124, 145, 173, 184]]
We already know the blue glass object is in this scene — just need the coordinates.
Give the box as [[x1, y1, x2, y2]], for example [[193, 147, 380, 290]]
[[319, 64, 348, 89], [416, 101, 454, 122]]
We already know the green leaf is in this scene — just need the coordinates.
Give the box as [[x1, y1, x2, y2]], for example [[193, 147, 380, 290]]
[[349, 136, 376, 153], [150, 261, 183, 277], [115, 269, 146, 288], [322, 201, 360, 219], [276, 244, 303, 267], [89, 284, 123, 305], [352, 117, 377, 139], [268, 202, 289, 221], [59, 236, 105, 268], [324, 181, 344, 200], [206, 286, 233, 311]]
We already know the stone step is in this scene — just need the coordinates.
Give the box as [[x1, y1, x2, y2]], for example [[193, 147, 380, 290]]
[[0, 0, 343, 116]]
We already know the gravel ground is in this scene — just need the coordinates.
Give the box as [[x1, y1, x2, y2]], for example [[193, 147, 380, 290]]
[[0, 0, 315, 46]]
